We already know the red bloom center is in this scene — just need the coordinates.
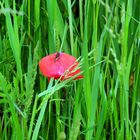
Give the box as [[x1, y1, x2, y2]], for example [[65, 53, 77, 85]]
[[39, 52, 83, 81]]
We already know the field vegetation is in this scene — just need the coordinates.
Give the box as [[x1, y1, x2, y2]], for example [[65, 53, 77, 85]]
[[0, 0, 140, 140]]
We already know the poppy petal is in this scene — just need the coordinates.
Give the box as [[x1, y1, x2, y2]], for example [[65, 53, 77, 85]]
[[39, 52, 83, 80]]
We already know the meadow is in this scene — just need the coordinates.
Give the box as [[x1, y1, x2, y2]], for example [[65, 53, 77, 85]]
[[0, 0, 140, 140]]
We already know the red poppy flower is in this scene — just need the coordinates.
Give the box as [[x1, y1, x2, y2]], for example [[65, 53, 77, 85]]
[[39, 52, 83, 81]]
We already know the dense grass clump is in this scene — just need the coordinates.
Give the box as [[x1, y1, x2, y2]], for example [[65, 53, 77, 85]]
[[0, 0, 140, 140]]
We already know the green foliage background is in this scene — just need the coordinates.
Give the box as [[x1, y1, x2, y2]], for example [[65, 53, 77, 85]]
[[0, 0, 140, 140]]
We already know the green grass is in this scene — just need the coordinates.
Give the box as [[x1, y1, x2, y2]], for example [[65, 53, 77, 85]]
[[0, 0, 140, 140]]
